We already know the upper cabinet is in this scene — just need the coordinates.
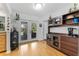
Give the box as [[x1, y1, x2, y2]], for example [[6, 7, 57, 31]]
[[0, 16, 5, 31]]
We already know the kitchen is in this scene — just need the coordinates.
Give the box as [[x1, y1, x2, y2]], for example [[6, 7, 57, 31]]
[[0, 3, 79, 56]]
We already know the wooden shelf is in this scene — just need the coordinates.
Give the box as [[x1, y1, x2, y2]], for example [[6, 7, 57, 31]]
[[49, 24, 79, 28], [48, 24, 62, 27], [62, 10, 79, 25], [63, 10, 79, 17], [63, 17, 79, 20], [48, 10, 79, 28]]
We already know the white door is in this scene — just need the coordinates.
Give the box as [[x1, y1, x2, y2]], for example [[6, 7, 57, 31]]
[[19, 20, 32, 43]]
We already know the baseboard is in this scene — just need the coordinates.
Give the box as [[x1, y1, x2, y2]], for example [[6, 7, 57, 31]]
[[6, 50, 11, 54], [38, 39, 46, 41], [19, 39, 46, 45], [19, 39, 39, 45]]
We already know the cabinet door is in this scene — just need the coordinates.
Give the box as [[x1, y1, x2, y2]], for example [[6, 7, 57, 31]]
[[60, 36, 78, 56], [0, 35, 6, 52]]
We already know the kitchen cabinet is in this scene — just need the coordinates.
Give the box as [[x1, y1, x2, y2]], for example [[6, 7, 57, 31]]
[[60, 36, 78, 56], [0, 32, 6, 52], [47, 33, 79, 56], [47, 34, 53, 46], [47, 10, 79, 56], [47, 33, 60, 49]]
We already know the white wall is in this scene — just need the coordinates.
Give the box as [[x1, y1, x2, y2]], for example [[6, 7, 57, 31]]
[[43, 21, 48, 39], [11, 4, 78, 41], [36, 21, 44, 40], [11, 12, 45, 43], [50, 4, 79, 34], [51, 4, 79, 18]]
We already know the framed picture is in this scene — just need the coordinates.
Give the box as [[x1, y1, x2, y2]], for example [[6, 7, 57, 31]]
[[39, 24, 42, 27]]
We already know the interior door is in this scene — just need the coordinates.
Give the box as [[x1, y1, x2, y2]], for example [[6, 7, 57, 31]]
[[31, 23, 37, 39], [21, 22, 28, 40]]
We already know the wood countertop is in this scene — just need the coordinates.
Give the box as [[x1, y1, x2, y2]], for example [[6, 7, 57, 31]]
[[49, 32, 79, 39]]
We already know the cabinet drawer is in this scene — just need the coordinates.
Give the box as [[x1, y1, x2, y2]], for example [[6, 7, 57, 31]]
[[61, 39, 77, 44], [60, 36, 78, 56], [61, 41, 78, 48], [0, 39, 5, 42], [0, 35, 5, 38], [61, 47, 77, 56], [0, 33, 6, 36], [0, 39, 5, 45], [0, 42, 5, 45], [0, 33, 6, 52], [61, 36, 78, 44], [61, 43, 78, 53], [0, 47, 5, 52]]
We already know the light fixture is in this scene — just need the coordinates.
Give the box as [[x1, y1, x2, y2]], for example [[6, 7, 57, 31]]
[[21, 24, 24, 28], [33, 3, 45, 10]]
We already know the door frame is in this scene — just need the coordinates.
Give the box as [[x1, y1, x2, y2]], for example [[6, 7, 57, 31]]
[[31, 22, 37, 39], [19, 20, 31, 43], [30, 21, 38, 40], [21, 22, 28, 41]]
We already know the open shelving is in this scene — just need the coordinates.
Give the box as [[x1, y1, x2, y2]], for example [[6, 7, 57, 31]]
[[48, 10, 79, 28], [48, 16, 62, 27], [62, 10, 79, 25]]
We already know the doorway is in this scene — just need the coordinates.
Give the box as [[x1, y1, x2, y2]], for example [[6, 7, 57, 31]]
[[21, 22, 28, 40], [31, 23, 37, 39]]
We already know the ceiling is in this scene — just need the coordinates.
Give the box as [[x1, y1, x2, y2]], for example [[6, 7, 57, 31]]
[[8, 3, 74, 19]]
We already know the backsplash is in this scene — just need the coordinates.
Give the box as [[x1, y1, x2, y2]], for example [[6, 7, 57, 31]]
[[50, 26, 79, 34]]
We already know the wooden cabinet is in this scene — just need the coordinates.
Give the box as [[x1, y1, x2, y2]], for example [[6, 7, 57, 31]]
[[63, 10, 79, 25], [47, 33, 79, 56], [60, 36, 78, 56], [47, 10, 79, 56], [47, 33, 60, 50], [47, 34, 53, 46], [0, 32, 6, 52]]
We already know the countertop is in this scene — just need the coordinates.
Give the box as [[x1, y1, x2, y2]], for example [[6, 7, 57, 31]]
[[49, 32, 79, 39]]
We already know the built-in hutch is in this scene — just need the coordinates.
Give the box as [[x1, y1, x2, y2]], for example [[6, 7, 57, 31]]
[[47, 10, 79, 56], [0, 16, 6, 52]]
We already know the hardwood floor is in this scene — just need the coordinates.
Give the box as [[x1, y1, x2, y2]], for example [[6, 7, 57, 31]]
[[0, 41, 65, 56]]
